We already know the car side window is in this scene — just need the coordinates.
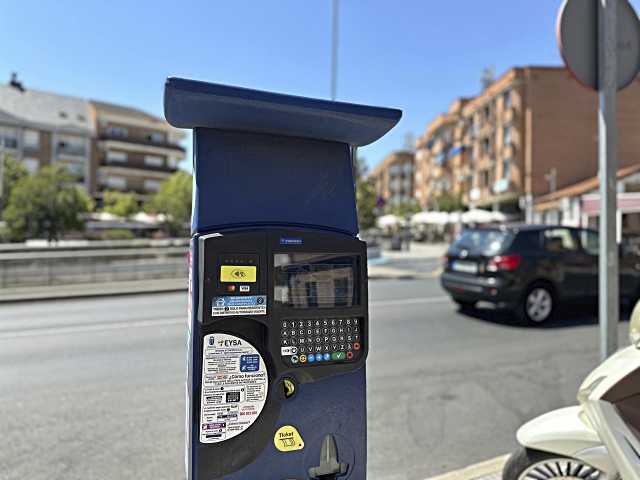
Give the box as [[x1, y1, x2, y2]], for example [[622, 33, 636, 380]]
[[543, 228, 578, 253], [510, 231, 541, 251], [579, 230, 599, 256]]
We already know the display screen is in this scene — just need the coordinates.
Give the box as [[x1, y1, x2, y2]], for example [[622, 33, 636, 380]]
[[274, 253, 358, 308], [220, 265, 257, 283]]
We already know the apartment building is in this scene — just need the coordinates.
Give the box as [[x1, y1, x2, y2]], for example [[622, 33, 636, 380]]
[[0, 74, 94, 190], [413, 66, 640, 219], [92, 101, 185, 201], [0, 74, 185, 203], [368, 151, 414, 208], [414, 98, 470, 207]]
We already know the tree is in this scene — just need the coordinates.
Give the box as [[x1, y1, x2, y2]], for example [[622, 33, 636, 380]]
[[0, 154, 28, 213], [146, 170, 192, 236], [354, 156, 378, 230], [389, 199, 421, 218], [3, 165, 93, 242], [430, 191, 465, 213], [102, 190, 139, 219]]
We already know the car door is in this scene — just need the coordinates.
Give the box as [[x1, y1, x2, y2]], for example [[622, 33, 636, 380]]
[[541, 227, 591, 299], [576, 228, 600, 298]]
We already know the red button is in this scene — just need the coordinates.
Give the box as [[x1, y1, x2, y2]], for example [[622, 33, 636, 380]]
[[226, 285, 236, 292], [346, 351, 354, 359], [353, 342, 361, 351]]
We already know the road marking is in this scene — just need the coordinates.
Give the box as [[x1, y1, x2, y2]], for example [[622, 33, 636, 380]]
[[0, 295, 454, 339], [0, 317, 183, 340], [371, 295, 450, 307]]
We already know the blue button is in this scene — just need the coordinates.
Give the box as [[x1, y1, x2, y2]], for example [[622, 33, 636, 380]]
[[315, 354, 323, 362], [307, 354, 315, 362], [323, 353, 331, 361]]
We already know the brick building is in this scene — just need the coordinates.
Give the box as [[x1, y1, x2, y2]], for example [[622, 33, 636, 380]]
[[0, 75, 185, 204], [368, 150, 414, 208], [412, 66, 640, 219]]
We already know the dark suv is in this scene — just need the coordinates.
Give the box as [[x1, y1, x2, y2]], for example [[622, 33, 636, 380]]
[[440, 225, 640, 323]]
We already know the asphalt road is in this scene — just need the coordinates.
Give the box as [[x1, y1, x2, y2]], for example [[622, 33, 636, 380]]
[[0, 273, 629, 480]]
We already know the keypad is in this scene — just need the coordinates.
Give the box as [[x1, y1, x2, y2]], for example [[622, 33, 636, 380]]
[[280, 317, 363, 366]]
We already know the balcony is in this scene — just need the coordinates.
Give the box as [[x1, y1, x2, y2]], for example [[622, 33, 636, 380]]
[[99, 133, 185, 153], [57, 144, 87, 158]]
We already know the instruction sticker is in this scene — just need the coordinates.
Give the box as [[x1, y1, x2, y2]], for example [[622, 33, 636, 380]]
[[200, 333, 268, 443], [211, 295, 267, 317]]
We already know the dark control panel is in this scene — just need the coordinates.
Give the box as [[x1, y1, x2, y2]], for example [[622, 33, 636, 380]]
[[280, 317, 363, 366]]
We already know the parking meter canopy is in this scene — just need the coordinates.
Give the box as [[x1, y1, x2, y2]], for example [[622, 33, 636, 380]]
[[164, 77, 402, 235], [164, 77, 401, 480]]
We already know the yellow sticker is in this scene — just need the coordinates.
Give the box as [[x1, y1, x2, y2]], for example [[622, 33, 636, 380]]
[[220, 265, 257, 283], [274, 425, 304, 452]]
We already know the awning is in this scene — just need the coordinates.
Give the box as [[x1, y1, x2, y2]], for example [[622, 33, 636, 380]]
[[582, 193, 640, 215]]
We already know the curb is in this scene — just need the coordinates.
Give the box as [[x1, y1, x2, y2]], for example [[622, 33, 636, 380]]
[[424, 455, 509, 480]]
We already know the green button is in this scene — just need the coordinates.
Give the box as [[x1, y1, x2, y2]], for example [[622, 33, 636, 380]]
[[331, 352, 346, 361]]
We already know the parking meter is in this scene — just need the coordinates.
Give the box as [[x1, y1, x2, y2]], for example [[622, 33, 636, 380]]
[[164, 78, 401, 480]]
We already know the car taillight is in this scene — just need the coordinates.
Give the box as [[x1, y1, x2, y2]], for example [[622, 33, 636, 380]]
[[487, 254, 522, 272]]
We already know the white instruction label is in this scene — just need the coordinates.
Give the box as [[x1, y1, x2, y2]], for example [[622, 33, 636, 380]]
[[200, 333, 268, 443]]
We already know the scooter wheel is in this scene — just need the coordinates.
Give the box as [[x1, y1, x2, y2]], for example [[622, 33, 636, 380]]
[[503, 447, 603, 480]]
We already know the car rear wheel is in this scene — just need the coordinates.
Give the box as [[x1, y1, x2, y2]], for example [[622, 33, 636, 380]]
[[519, 283, 555, 324]]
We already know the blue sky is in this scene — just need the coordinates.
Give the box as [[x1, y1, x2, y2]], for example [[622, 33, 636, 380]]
[[2, 0, 638, 172]]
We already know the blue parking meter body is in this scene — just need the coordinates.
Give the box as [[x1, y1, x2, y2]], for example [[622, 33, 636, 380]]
[[164, 78, 401, 480]]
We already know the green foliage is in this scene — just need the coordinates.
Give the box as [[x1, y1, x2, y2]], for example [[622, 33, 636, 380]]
[[1, 154, 28, 213], [429, 191, 465, 213], [98, 229, 135, 240], [354, 156, 378, 230], [389, 199, 422, 218], [102, 190, 139, 219], [146, 170, 192, 236], [2, 165, 93, 242]]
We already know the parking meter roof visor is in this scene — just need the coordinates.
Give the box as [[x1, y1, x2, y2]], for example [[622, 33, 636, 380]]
[[164, 77, 401, 146]]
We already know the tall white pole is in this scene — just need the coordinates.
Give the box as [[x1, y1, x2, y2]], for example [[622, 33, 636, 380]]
[[598, 0, 619, 359], [331, 0, 339, 101]]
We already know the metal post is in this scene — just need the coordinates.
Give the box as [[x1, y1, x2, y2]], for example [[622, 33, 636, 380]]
[[331, 0, 339, 101], [598, 0, 619, 359]]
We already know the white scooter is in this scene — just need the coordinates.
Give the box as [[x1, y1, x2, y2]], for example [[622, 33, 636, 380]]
[[504, 304, 640, 480]]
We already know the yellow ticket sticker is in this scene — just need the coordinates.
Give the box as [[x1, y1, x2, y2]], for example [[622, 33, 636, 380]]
[[220, 265, 257, 283], [274, 425, 304, 452]]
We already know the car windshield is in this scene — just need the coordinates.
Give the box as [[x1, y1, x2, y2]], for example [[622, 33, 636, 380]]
[[451, 229, 513, 256]]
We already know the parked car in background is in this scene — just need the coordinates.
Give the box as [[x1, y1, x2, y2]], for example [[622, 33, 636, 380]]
[[440, 225, 640, 324]]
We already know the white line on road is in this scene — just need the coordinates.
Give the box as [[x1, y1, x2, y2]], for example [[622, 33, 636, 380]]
[[370, 295, 450, 308], [0, 296, 452, 339], [0, 317, 183, 340]]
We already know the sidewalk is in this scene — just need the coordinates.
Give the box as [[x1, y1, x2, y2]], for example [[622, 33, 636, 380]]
[[424, 455, 508, 480], [381, 242, 448, 260]]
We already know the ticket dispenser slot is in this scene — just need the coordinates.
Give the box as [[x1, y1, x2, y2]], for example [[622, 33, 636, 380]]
[[164, 77, 401, 480]]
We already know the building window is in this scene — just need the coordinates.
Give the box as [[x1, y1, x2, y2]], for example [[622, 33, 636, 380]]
[[148, 132, 165, 143], [480, 170, 490, 188], [61, 161, 85, 180], [105, 175, 127, 190], [483, 104, 492, 121], [144, 155, 164, 167], [57, 135, 86, 156], [482, 138, 491, 156], [167, 157, 178, 169], [22, 157, 39, 174], [23, 129, 40, 149], [503, 125, 512, 146], [107, 126, 128, 138], [0, 127, 19, 149], [144, 179, 161, 192], [503, 90, 512, 109], [502, 158, 511, 180], [106, 151, 128, 163]]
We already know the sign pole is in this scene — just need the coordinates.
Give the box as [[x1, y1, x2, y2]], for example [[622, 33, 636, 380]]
[[598, 0, 619, 359]]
